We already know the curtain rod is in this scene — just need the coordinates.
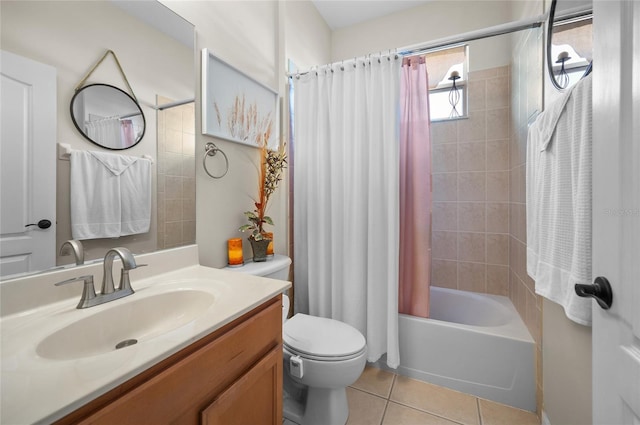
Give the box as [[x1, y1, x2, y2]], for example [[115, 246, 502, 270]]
[[153, 98, 195, 111], [287, 13, 548, 77], [399, 13, 547, 56]]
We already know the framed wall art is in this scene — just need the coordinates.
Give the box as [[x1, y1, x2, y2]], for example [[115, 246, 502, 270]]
[[201, 49, 279, 149]]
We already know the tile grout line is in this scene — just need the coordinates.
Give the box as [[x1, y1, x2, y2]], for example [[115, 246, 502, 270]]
[[348, 386, 388, 401], [388, 372, 397, 400], [477, 397, 483, 425], [385, 371, 472, 424], [379, 372, 395, 425], [385, 399, 468, 425], [379, 400, 389, 425]]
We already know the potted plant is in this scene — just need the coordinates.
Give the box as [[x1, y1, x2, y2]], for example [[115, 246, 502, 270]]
[[239, 132, 287, 262]]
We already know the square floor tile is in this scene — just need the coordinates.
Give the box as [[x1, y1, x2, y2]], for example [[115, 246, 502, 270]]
[[390, 376, 480, 425], [382, 402, 461, 425], [478, 398, 539, 425], [346, 387, 387, 425], [351, 366, 396, 398]]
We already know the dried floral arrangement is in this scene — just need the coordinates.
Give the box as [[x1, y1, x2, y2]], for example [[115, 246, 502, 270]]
[[238, 125, 287, 241]]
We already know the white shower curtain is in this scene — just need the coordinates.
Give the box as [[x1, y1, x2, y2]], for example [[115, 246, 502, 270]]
[[293, 56, 401, 368], [85, 116, 122, 146]]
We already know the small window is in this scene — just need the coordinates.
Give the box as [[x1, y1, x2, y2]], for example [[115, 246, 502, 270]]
[[428, 89, 465, 121], [424, 45, 468, 122]]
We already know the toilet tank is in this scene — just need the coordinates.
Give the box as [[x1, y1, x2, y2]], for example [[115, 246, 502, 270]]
[[224, 255, 292, 322], [224, 254, 291, 281]]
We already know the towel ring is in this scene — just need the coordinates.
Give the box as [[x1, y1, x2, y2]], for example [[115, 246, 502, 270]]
[[203, 142, 229, 179]]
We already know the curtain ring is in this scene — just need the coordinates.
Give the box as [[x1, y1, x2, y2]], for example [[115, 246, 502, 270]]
[[203, 142, 229, 179]]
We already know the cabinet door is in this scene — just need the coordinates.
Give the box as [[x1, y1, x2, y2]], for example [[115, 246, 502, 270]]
[[201, 346, 282, 425]]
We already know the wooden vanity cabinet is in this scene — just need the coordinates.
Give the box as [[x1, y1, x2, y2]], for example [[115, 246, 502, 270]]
[[56, 296, 282, 425]]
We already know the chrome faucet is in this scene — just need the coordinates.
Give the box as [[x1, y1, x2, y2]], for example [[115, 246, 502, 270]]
[[55, 247, 146, 309], [59, 240, 84, 265], [101, 247, 140, 296]]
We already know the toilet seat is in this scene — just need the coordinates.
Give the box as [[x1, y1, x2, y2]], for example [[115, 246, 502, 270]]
[[283, 314, 366, 361]]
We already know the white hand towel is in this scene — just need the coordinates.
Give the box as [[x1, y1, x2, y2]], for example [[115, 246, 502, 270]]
[[120, 157, 152, 236], [70, 150, 122, 239], [526, 74, 593, 326], [70, 150, 152, 240]]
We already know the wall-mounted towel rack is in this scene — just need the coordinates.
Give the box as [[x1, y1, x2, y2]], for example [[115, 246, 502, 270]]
[[57, 143, 154, 163]]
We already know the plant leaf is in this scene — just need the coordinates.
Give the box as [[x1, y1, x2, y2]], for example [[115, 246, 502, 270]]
[[244, 211, 258, 220], [263, 216, 274, 225]]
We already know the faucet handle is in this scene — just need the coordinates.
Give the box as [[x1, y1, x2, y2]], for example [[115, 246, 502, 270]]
[[117, 263, 147, 293], [55, 275, 97, 309]]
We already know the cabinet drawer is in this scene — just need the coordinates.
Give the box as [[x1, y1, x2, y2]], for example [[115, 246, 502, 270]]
[[71, 297, 281, 425]]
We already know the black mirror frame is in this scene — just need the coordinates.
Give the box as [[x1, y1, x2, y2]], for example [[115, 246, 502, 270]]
[[546, 0, 593, 92], [70, 83, 146, 150]]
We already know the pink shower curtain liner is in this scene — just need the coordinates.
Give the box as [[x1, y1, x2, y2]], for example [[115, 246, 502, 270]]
[[399, 56, 432, 318]]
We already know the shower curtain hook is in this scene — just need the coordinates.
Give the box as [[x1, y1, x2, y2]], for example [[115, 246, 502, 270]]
[[341, 60, 344, 71], [353, 57, 357, 68]]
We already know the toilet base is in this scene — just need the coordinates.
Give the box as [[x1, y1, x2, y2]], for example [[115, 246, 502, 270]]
[[283, 392, 304, 424], [304, 387, 349, 425], [283, 386, 349, 425]]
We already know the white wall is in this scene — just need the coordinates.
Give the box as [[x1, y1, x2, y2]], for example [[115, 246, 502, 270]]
[[284, 1, 332, 70], [161, 0, 331, 267], [0, 0, 193, 264], [543, 300, 592, 425]]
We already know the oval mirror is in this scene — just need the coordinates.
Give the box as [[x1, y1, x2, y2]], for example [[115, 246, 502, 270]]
[[547, 0, 593, 91], [70, 84, 146, 150]]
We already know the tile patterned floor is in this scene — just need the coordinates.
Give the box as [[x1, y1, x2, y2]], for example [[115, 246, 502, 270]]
[[346, 366, 540, 425]]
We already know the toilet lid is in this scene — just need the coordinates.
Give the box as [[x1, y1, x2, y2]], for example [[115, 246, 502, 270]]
[[283, 314, 366, 359]]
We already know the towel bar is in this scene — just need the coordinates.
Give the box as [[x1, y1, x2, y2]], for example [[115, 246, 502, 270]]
[[57, 143, 154, 164]]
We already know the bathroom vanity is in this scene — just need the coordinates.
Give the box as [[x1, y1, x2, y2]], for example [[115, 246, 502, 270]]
[[57, 297, 282, 424], [0, 245, 290, 424]]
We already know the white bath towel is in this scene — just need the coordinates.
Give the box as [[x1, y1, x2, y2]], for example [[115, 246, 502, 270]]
[[526, 74, 593, 326], [119, 155, 151, 236], [70, 150, 151, 239]]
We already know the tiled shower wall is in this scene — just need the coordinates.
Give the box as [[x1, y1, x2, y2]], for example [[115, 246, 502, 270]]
[[430, 66, 511, 295], [509, 28, 544, 416], [157, 97, 196, 249]]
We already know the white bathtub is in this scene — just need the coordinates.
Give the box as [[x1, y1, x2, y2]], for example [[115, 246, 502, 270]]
[[376, 286, 536, 412]]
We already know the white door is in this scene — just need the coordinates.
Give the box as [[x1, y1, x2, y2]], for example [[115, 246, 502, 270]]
[[592, 0, 640, 423], [0, 50, 56, 278]]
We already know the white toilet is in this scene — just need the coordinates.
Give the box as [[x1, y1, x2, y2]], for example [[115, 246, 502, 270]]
[[224, 255, 367, 425]]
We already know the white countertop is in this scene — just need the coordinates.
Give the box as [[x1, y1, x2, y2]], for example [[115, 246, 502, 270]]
[[0, 246, 290, 424]]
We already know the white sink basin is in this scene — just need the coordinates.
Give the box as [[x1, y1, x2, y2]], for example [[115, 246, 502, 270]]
[[36, 289, 215, 360]]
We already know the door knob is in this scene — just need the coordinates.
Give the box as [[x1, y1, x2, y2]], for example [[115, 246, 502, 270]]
[[25, 219, 52, 229], [575, 276, 613, 309]]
